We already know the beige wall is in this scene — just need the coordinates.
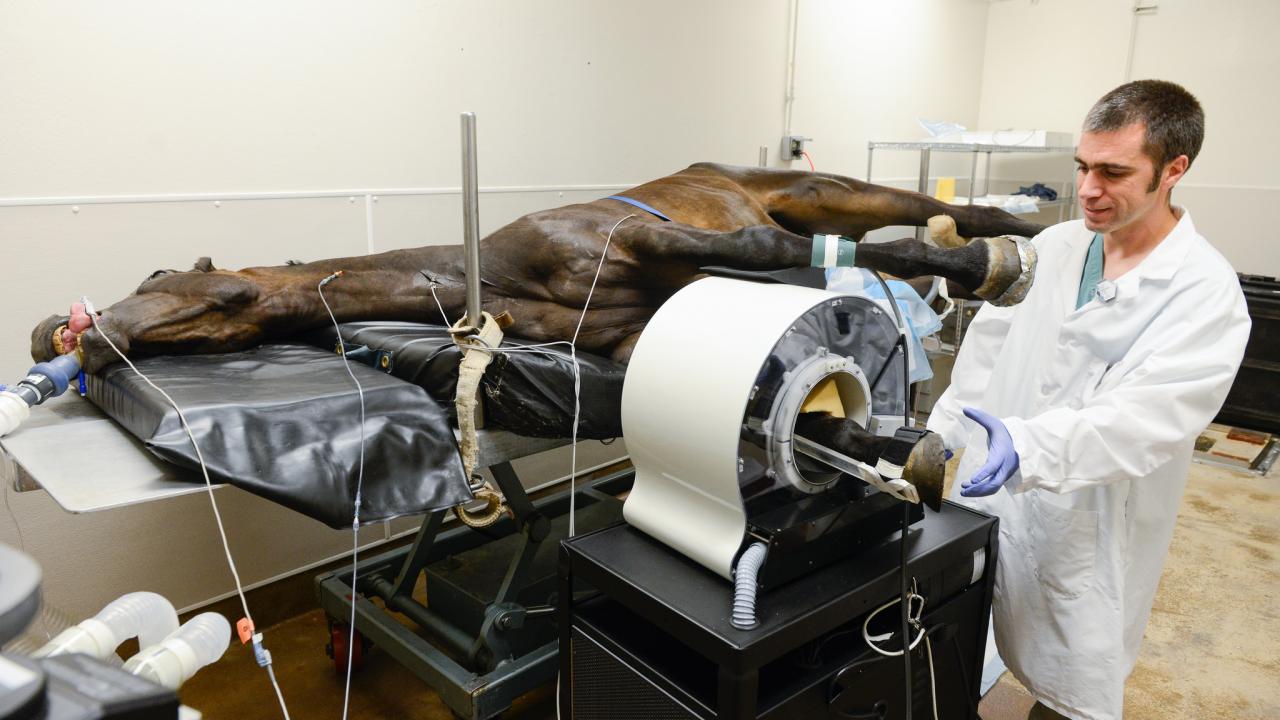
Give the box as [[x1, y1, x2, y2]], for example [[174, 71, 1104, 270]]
[[0, 0, 1001, 619], [789, 0, 993, 182], [978, 0, 1280, 275], [11, 0, 1271, 625], [789, 0, 996, 242], [0, 0, 791, 620]]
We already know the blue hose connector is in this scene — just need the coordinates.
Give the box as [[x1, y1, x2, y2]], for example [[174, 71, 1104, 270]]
[[28, 354, 82, 398]]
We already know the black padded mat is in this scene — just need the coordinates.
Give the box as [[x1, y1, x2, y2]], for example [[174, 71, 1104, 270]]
[[87, 343, 472, 528], [301, 322, 627, 440]]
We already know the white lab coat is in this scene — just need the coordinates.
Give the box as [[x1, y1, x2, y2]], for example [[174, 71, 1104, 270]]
[[928, 211, 1249, 719]]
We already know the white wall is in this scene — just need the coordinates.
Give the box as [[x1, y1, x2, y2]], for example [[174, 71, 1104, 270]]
[[978, 0, 1280, 275], [789, 0, 1004, 243], [0, 0, 793, 620], [790, 0, 993, 184], [0, 0, 1002, 620], [25, 0, 1274, 625]]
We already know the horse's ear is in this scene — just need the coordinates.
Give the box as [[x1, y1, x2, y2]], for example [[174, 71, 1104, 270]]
[[193, 257, 215, 272]]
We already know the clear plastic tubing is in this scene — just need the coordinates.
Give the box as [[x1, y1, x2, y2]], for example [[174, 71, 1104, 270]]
[[34, 591, 180, 660]]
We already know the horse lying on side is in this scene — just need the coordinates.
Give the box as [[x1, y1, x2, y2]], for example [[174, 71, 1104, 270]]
[[31, 162, 1046, 504]]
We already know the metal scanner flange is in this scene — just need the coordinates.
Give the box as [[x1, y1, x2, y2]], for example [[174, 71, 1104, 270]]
[[737, 294, 899, 504], [765, 352, 871, 494]]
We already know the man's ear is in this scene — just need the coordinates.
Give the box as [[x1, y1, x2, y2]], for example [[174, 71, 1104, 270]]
[[1163, 154, 1190, 190]]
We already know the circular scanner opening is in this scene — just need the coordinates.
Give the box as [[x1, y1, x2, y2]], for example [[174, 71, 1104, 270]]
[[792, 369, 871, 488]]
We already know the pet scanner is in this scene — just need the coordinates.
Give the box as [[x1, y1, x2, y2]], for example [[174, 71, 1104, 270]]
[[622, 276, 934, 590]]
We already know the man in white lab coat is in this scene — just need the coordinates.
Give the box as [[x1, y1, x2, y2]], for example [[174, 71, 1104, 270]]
[[928, 80, 1250, 719]]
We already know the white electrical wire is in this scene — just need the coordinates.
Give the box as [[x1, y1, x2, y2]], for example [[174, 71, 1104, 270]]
[[265, 664, 289, 717], [431, 214, 632, 541], [81, 300, 291, 720], [2, 482, 32, 569], [432, 216, 630, 720], [924, 632, 937, 719], [567, 213, 630, 535], [316, 274, 367, 720], [862, 579, 938, 720], [316, 214, 630, 720], [552, 214, 633, 720], [68, 211, 624, 720], [429, 285, 459, 329]]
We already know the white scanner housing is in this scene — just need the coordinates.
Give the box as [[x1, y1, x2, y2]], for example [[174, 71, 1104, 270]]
[[622, 277, 904, 579]]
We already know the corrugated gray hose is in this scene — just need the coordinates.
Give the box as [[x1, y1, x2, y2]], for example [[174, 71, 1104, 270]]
[[730, 542, 769, 630]]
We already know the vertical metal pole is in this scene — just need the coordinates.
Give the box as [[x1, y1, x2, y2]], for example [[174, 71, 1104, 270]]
[[866, 145, 875, 183], [968, 150, 979, 203], [364, 194, 376, 255], [461, 112, 482, 328], [758, 145, 768, 167], [916, 149, 931, 195], [915, 148, 931, 242], [1068, 150, 1079, 220], [983, 151, 993, 196]]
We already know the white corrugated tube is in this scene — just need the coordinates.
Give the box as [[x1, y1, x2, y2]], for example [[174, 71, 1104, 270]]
[[0, 392, 30, 438], [33, 591, 179, 660], [124, 612, 232, 689], [730, 542, 769, 630]]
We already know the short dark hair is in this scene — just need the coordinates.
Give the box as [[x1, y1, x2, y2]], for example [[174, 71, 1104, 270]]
[[1084, 80, 1204, 190]]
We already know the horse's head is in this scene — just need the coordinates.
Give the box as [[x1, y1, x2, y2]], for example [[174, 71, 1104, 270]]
[[31, 257, 264, 372]]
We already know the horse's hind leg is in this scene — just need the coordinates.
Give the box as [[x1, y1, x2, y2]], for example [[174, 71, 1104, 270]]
[[751, 170, 1046, 240]]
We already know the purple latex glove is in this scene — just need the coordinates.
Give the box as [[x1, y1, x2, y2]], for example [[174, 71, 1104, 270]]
[[960, 407, 1019, 497]]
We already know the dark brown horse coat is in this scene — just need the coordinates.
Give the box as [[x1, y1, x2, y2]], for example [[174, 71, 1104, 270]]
[[32, 163, 1043, 373], [29, 163, 1048, 503]]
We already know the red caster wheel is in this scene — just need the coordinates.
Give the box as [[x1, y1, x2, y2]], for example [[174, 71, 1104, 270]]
[[326, 621, 369, 674]]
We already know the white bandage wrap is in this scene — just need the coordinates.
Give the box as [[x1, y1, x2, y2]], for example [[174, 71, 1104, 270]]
[[875, 457, 905, 480]]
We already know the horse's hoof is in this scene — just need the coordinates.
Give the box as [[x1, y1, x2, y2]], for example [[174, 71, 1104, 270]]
[[974, 235, 1037, 307], [30, 314, 69, 363], [902, 431, 945, 512]]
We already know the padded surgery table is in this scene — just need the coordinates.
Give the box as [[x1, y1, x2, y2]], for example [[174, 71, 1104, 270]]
[[0, 326, 631, 720], [0, 391, 573, 513]]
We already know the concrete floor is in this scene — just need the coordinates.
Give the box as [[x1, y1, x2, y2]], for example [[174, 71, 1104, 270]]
[[977, 457, 1280, 720], [180, 457, 1280, 719]]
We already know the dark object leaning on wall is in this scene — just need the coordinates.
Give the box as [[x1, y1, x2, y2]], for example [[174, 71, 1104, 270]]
[[1214, 273, 1280, 434]]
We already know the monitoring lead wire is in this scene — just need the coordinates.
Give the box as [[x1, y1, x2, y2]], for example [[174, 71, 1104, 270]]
[[81, 300, 292, 720], [317, 274, 367, 720]]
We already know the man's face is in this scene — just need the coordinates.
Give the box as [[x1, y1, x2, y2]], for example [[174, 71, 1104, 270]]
[[1074, 123, 1167, 234]]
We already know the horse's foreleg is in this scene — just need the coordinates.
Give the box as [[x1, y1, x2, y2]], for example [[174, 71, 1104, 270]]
[[852, 235, 1034, 306], [622, 222, 1034, 306], [795, 411, 945, 511]]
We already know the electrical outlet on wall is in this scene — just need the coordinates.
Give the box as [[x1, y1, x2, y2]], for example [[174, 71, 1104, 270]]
[[782, 135, 810, 160]]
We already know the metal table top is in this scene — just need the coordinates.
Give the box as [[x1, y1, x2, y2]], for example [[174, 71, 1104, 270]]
[[0, 393, 210, 512]]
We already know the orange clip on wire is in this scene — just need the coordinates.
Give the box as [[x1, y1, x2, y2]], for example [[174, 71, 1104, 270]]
[[237, 618, 255, 645]]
